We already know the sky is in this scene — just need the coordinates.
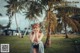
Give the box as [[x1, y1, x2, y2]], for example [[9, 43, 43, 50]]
[[0, 0, 80, 30]]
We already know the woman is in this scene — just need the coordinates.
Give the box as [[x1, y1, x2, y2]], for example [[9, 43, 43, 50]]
[[29, 23, 44, 53]]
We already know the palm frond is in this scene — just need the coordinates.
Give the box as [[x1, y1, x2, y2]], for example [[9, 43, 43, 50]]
[[4, 5, 10, 8], [50, 12, 57, 32], [73, 19, 80, 32], [0, 13, 2, 16], [62, 17, 78, 32], [24, 1, 44, 18], [56, 7, 80, 15], [56, 23, 63, 32]]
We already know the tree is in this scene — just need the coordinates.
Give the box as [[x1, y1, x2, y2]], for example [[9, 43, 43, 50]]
[[56, 7, 80, 38], [44, 10, 57, 47], [5, 0, 23, 31], [5, 0, 24, 37]]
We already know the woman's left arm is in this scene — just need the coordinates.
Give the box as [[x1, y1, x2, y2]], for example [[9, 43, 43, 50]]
[[35, 33, 44, 44], [38, 33, 44, 42]]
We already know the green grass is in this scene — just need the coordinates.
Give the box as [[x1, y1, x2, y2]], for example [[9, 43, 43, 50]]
[[0, 35, 80, 53]]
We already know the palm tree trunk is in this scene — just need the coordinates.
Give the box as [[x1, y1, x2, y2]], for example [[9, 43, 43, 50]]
[[15, 14, 18, 32], [64, 23, 68, 38], [44, 11, 51, 48], [44, 19, 51, 48], [15, 13, 23, 38], [15, 13, 19, 32]]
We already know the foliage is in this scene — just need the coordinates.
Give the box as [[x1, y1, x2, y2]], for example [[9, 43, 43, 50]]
[[0, 13, 2, 16], [56, 7, 80, 32], [5, 0, 24, 16]]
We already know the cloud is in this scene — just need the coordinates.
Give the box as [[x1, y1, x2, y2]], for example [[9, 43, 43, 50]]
[[0, 16, 9, 26]]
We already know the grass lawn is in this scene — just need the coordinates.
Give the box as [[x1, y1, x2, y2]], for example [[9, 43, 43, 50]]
[[0, 34, 80, 53]]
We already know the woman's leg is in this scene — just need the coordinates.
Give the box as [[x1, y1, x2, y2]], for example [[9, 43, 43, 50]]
[[33, 48, 37, 53], [36, 48, 39, 53]]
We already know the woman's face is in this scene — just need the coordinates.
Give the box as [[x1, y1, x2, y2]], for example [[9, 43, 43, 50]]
[[32, 24, 40, 32]]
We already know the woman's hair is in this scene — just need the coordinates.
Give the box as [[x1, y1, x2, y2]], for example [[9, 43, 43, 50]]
[[32, 23, 40, 29], [31, 23, 42, 34]]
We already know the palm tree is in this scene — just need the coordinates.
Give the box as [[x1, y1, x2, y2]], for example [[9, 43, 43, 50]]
[[40, 0, 80, 47], [5, 0, 17, 29], [55, 7, 80, 38], [5, 0, 24, 37], [41, 0, 63, 48], [44, 10, 57, 47]]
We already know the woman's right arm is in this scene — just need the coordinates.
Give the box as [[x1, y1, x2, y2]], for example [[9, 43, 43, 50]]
[[29, 33, 35, 43]]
